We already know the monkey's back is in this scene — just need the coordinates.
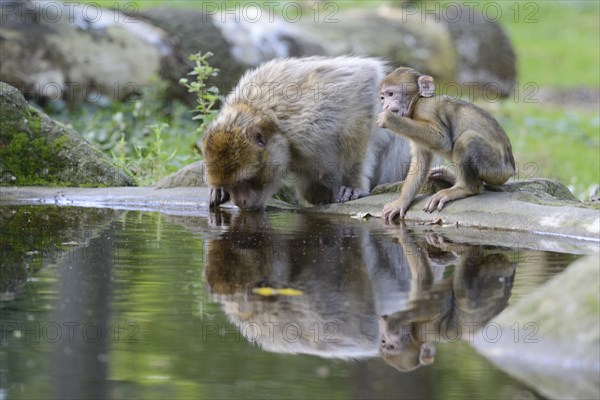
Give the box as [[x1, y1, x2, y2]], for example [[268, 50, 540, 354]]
[[415, 96, 512, 147], [414, 96, 515, 175], [225, 56, 387, 158]]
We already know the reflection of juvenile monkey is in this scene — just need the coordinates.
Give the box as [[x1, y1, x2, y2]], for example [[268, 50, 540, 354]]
[[203, 56, 410, 210], [378, 225, 516, 372], [379, 314, 436, 372], [377, 67, 515, 222]]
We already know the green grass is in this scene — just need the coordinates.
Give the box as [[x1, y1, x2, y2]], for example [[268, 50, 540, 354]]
[[496, 0, 600, 87], [494, 101, 600, 198]]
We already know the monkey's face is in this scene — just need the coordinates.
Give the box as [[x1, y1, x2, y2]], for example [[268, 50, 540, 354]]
[[379, 84, 416, 117], [379, 314, 416, 352], [379, 67, 435, 118], [379, 315, 436, 372], [203, 124, 286, 211]]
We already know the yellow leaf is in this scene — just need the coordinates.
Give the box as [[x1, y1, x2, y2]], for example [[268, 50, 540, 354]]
[[276, 288, 303, 296], [252, 287, 277, 296]]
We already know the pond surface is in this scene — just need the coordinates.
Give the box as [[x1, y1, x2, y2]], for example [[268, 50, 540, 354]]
[[0, 205, 582, 399]]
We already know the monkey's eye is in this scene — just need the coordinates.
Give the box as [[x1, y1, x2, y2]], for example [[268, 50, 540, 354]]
[[387, 91, 394, 97]]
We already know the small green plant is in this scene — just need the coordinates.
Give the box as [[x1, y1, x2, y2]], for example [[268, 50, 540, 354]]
[[110, 123, 179, 186], [179, 51, 222, 135]]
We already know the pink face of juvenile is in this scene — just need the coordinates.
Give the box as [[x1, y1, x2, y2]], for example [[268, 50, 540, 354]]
[[379, 83, 418, 117]]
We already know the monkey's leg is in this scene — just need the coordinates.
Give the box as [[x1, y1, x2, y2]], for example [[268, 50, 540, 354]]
[[383, 146, 433, 222], [424, 132, 484, 212], [479, 157, 515, 185], [463, 130, 514, 186]]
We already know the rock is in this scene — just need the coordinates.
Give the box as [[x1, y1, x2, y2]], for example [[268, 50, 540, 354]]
[[297, 5, 458, 83], [2, 179, 598, 244], [207, 6, 328, 64], [472, 255, 600, 400], [438, 3, 517, 97], [152, 163, 597, 239], [0, 82, 134, 186], [141, 6, 329, 103], [308, 181, 599, 241], [138, 8, 248, 104], [0, 206, 120, 300], [0, 2, 517, 105], [154, 161, 206, 189], [0, 0, 175, 102], [486, 178, 581, 202]]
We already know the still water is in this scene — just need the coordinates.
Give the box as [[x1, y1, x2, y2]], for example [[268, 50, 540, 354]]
[[0, 206, 581, 399]]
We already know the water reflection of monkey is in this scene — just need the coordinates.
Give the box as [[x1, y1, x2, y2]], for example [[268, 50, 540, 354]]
[[204, 212, 381, 358], [203, 212, 516, 366], [378, 224, 516, 372]]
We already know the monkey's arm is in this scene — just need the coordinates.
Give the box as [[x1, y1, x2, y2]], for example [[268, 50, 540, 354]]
[[396, 223, 434, 286], [209, 187, 230, 209], [382, 145, 432, 221], [377, 111, 449, 153]]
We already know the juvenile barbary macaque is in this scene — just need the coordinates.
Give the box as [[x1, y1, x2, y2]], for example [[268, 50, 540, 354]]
[[202, 56, 410, 210], [377, 67, 515, 222]]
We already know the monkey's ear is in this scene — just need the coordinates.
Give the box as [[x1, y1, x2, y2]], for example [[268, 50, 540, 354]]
[[247, 124, 268, 147], [418, 76, 435, 98]]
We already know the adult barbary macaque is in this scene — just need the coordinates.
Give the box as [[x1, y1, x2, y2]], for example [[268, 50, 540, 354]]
[[202, 56, 409, 210], [377, 67, 515, 222]]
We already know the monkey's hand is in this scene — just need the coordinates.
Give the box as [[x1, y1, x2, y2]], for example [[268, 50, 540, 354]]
[[377, 111, 390, 129], [336, 186, 369, 202], [382, 198, 410, 223], [209, 187, 230, 209]]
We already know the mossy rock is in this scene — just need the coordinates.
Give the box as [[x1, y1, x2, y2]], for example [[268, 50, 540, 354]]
[[0, 82, 134, 186], [473, 254, 600, 400], [0, 206, 120, 299]]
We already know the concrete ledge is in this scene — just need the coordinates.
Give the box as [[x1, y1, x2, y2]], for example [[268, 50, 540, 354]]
[[311, 191, 599, 242], [1, 186, 598, 244]]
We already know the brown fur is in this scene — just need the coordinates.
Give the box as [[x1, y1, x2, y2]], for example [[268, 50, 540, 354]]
[[202, 56, 411, 210], [378, 67, 515, 221]]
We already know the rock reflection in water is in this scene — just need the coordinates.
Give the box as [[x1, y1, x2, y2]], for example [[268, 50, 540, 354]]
[[203, 212, 516, 371]]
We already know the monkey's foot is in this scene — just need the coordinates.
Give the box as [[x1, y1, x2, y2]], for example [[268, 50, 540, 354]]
[[382, 198, 410, 223], [424, 187, 472, 212], [336, 186, 368, 203], [209, 187, 230, 208], [427, 166, 456, 184]]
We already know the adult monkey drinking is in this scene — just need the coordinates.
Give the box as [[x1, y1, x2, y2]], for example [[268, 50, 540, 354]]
[[377, 67, 515, 222], [203, 56, 410, 210]]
